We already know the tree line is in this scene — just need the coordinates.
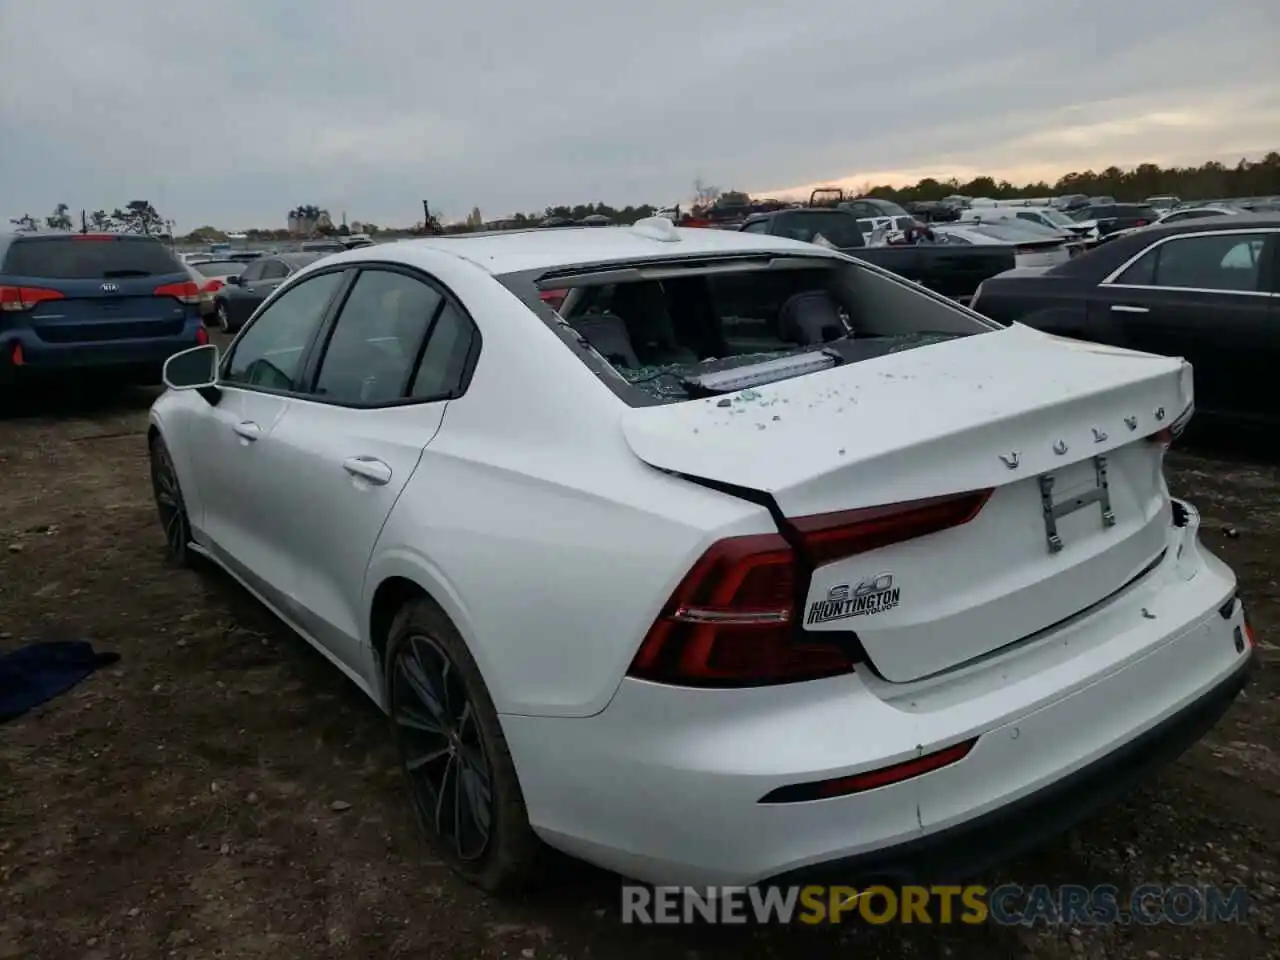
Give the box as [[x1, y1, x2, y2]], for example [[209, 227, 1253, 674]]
[[9, 200, 169, 236], [13, 153, 1276, 241], [856, 153, 1280, 206]]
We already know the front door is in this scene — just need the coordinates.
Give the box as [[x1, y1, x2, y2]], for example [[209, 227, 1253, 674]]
[[197, 268, 350, 604]]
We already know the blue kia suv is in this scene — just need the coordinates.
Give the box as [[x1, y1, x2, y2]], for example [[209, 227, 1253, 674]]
[[0, 231, 209, 387]]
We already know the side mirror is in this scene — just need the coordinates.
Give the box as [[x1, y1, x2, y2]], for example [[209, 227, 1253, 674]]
[[163, 344, 220, 391], [225, 275, 241, 286]]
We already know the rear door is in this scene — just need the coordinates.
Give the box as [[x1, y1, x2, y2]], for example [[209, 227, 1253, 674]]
[[1089, 228, 1278, 421], [1, 234, 195, 343], [261, 267, 479, 677]]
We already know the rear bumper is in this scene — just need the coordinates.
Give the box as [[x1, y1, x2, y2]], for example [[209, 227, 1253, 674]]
[[503, 502, 1252, 887], [768, 649, 1254, 886], [0, 320, 204, 382]]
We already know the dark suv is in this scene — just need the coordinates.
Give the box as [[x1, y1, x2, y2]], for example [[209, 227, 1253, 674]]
[[0, 232, 208, 387]]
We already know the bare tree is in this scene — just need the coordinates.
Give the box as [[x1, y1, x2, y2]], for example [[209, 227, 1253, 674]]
[[692, 178, 721, 209]]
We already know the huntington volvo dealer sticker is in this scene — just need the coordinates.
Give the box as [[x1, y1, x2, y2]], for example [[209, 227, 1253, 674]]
[[806, 574, 900, 624]]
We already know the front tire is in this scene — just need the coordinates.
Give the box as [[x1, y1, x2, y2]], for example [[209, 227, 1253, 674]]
[[149, 434, 192, 566], [385, 599, 540, 893]]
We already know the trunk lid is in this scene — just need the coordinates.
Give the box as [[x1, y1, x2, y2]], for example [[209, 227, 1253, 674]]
[[621, 324, 1193, 682]]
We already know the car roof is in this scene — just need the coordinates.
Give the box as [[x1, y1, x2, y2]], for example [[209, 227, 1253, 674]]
[[1048, 213, 1280, 280], [329, 224, 836, 276], [274, 252, 325, 264]]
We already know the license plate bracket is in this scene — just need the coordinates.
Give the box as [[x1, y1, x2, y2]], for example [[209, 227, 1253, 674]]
[[1038, 455, 1116, 554]]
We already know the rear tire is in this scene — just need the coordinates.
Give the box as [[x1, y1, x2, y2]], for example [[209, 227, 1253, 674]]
[[385, 599, 541, 893]]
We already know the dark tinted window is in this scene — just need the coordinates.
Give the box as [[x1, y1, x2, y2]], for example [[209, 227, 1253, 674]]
[[223, 271, 344, 391], [1115, 233, 1267, 291], [238, 260, 265, 282], [1155, 233, 1266, 291], [191, 260, 243, 277], [740, 220, 770, 234], [774, 212, 863, 247], [260, 259, 289, 280], [313, 270, 443, 404], [2, 236, 182, 279], [411, 302, 477, 399]]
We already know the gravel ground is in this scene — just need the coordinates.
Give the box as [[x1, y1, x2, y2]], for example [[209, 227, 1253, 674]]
[[0, 384, 1276, 960]]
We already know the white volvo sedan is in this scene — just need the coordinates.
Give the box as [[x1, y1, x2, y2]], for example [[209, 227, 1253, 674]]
[[149, 218, 1256, 893]]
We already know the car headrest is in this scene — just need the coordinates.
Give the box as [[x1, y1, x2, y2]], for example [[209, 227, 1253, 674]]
[[572, 312, 640, 368], [778, 291, 848, 346]]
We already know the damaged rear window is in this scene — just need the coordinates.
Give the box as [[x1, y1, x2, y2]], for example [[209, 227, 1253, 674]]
[[505, 257, 979, 405]]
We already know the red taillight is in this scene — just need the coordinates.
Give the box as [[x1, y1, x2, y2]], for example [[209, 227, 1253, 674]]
[[0, 285, 64, 312], [788, 490, 993, 568], [759, 739, 977, 803], [204, 279, 224, 293], [195, 325, 209, 346], [153, 280, 202, 304], [1243, 620, 1256, 650], [627, 533, 854, 687], [9, 341, 24, 365], [628, 492, 991, 687], [538, 289, 567, 310], [1134, 220, 1148, 227]]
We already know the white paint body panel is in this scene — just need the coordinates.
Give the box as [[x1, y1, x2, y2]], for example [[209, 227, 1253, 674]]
[[149, 225, 1245, 887]]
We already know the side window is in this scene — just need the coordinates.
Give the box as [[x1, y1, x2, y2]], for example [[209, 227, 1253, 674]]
[[1016, 211, 1038, 224], [741, 220, 770, 234], [411, 302, 477, 399], [313, 269, 444, 404], [1154, 233, 1266, 292], [781, 213, 861, 247], [260, 260, 289, 280], [1114, 246, 1159, 286], [223, 271, 345, 391], [238, 260, 264, 283]]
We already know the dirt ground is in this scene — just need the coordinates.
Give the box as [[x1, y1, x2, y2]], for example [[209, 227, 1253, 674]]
[[0, 382, 1276, 960]]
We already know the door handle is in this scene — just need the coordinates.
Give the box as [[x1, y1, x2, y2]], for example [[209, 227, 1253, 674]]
[[1110, 304, 1149, 314], [343, 456, 392, 485], [232, 421, 262, 441]]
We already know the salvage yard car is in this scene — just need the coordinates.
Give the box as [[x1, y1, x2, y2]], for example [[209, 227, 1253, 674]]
[[148, 218, 1255, 893], [971, 214, 1280, 429], [0, 230, 209, 388], [737, 206, 1014, 302]]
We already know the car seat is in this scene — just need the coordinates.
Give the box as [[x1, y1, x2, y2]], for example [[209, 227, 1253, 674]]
[[571, 313, 641, 368], [777, 291, 849, 346], [609, 282, 698, 366]]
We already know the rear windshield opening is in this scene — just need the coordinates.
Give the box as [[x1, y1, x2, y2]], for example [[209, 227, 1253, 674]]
[[526, 259, 990, 404], [2, 236, 183, 280]]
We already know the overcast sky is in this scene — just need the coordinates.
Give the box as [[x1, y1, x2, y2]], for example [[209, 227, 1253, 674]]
[[1, 0, 1276, 231]]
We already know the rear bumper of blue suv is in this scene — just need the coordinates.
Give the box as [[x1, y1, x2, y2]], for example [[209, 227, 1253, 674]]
[[0, 316, 206, 386]]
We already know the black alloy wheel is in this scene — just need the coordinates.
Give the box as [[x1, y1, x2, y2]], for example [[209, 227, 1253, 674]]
[[149, 435, 191, 565], [385, 600, 540, 892], [392, 633, 495, 862]]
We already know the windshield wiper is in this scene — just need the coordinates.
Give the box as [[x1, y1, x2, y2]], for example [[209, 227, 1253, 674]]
[[678, 349, 842, 396]]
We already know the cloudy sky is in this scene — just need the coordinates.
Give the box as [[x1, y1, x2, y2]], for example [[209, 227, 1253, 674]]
[[1, 0, 1276, 231]]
